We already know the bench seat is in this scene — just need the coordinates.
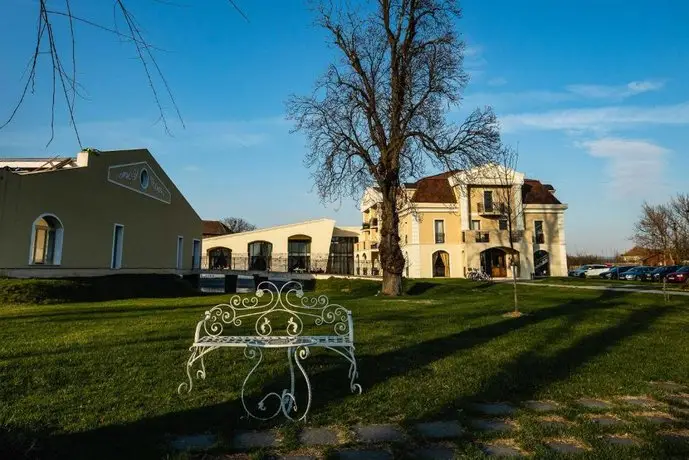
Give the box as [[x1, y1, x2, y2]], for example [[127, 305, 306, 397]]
[[195, 335, 352, 348]]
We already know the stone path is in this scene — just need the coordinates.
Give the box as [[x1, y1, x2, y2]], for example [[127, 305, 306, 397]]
[[518, 281, 689, 296], [172, 382, 689, 458]]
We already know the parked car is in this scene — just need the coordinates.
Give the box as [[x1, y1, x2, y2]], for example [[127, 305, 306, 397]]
[[666, 266, 689, 284], [568, 264, 610, 278], [645, 265, 680, 282], [599, 266, 635, 280], [622, 266, 656, 281]]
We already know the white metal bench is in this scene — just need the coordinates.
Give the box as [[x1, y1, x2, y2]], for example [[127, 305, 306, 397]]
[[178, 280, 362, 421]]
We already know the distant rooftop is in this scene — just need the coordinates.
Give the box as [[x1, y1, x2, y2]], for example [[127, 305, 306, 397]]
[[0, 156, 78, 173]]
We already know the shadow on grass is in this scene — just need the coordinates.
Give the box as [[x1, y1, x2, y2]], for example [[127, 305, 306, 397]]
[[12, 289, 665, 459], [404, 282, 440, 296]]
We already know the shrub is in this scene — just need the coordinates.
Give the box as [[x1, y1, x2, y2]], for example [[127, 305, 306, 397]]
[[0, 274, 197, 305]]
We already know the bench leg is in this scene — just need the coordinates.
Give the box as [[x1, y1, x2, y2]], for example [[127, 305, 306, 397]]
[[178, 345, 214, 394], [242, 345, 312, 422], [326, 346, 362, 394]]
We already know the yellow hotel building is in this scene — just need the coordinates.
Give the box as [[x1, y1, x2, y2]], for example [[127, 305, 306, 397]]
[[355, 165, 568, 279]]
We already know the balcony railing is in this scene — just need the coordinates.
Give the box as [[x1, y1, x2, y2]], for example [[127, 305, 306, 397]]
[[362, 222, 370, 230], [435, 232, 445, 244], [477, 202, 507, 215], [462, 229, 525, 244], [371, 242, 379, 249]]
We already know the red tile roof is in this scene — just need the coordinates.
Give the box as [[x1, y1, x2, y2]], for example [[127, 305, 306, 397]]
[[522, 179, 562, 205], [202, 220, 230, 236], [409, 172, 458, 203]]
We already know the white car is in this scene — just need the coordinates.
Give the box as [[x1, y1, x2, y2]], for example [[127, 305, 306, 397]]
[[568, 264, 610, 278]]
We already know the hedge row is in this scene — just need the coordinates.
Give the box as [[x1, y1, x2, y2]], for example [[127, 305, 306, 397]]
[[0, 274, 198, 305]]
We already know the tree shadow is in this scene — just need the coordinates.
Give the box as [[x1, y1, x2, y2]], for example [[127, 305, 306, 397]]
[[405, 282, 441, 296], [16, 289, 645, 459]]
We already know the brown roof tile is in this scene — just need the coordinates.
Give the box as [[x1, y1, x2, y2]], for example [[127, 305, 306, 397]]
[[522, 179, 562, 205], [203, 220, 229, 236], [410, 176, 457, 203]]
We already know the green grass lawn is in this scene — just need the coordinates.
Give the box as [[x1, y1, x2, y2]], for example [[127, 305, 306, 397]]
[[1, 279, 688, 459]]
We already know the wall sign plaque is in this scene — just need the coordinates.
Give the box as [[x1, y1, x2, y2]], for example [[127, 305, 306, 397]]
[[107, 162, 171, 204]]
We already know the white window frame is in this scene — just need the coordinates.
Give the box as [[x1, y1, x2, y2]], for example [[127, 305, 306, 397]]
[[28, 213, 64, 266], [471, 220, 481, 231], [192, 239, 201, 270], [434, 219, 445, 244], [111, 224, 124, 269], [176, 236, 184, 270]]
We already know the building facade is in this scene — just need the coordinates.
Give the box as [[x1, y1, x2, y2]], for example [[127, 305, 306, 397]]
[[355, 165, 568, 279], [201, 219, 360, 275], [0, 149, 202, 278]]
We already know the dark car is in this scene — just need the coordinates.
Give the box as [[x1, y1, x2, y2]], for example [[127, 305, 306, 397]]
[[666, 266, 689, 284], [646, 265, 680, 282], [599, 266, 635, 280], [622, 266, 655, 281]]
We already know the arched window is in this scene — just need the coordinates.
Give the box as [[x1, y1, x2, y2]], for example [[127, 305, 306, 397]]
[[288, 235, 311, 273], [432, 250, 450, 277], [207, 247, 231, 270], [30, 214, 64, 265], [248, 241, 272, 271]]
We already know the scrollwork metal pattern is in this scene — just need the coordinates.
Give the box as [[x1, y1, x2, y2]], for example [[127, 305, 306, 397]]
[[177, 280, 361, 421]]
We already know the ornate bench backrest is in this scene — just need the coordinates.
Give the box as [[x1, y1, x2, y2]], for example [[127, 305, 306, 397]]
[[194, 280, 353, 341]]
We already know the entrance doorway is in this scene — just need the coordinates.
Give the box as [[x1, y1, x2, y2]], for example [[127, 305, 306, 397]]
[[534, 250, 550, 277], [480, 248, 511, 278]]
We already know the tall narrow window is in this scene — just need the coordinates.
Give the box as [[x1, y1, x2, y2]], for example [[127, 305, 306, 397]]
[[534, 220, 545, 244], [111, 224, 124, 269], [471, 220, 481, 230], [434, 220, 445, 244], [484, 190, 494, 212], [192, 239, 201, 269], [176, 236, 184, 269], [499, 219, 508, 231]]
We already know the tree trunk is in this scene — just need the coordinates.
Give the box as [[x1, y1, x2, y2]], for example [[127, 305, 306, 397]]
[[379, 184, 405, 296]]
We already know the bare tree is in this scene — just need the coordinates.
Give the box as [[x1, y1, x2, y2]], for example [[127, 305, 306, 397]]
[[221, 217, 257, 234], [491, 147, 522, 315], [287, 0, 503, 295], [633, 203, 676, 265], [2, 1, 246, 146]]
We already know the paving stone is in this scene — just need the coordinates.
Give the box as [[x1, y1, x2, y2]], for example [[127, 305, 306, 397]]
[[299, 427, 340, 446], [470, 402, 516, 415], [353, 424, 405, 443], [546, 441, 587, 454], [603, 435, 639, 447], [336, 449, 393, 460], [470, 418, 514, 432], [233, 430, 278, 450], [589, 415, 624, 426], [412, 447, 455, 460], [661, 430, 689, 442], [415, 420, 464, 439], [482, 443, 523, 457], [650, 381, 686, 392], [637, 414, 674, 425], [620, 396, 659, 407], [522, 400, 559, 412], [671, 396, 689, 407], [170, 433, 217, 451], [577, 398, 613, 409]]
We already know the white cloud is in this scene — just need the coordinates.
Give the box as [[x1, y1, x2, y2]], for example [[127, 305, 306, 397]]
[[487, 77, 507, 87], [566, 80, 665, 100], [578, 137, 670, 193], [184, 165, 201, 172], [500, 101, 689, 133], [464, 44, 487, 80]]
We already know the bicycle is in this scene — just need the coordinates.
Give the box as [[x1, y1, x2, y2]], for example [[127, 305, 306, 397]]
[[468, 268, 492, 282]]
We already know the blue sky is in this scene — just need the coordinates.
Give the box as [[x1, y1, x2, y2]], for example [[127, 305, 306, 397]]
[[1, 0, 688, 254]]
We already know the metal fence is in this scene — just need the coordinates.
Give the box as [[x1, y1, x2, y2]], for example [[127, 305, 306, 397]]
[[201, 253, 358, 275]]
